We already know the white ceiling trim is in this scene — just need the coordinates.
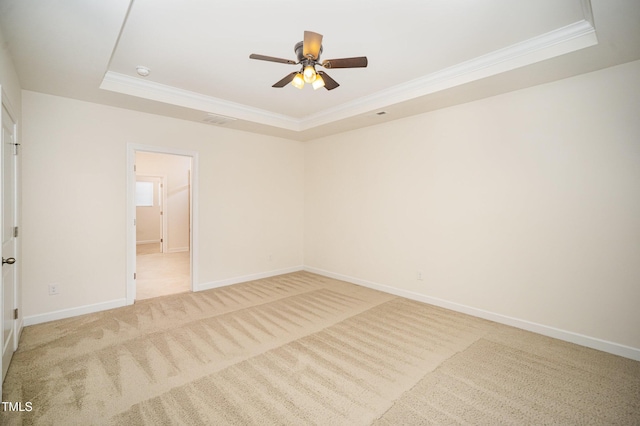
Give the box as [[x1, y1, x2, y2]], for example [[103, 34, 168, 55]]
[[300, 19, 597, 130], [100, 19, 596, 133], [100, 72, 301, 130]]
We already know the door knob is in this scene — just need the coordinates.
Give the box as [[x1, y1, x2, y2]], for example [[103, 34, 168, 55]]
[[2, 257, 16, 265]]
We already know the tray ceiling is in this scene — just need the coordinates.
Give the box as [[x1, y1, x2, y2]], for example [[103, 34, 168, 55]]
[[1, 0, 639, 140]]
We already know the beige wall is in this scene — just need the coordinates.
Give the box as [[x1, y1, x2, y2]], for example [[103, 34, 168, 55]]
[[136, 152, 191, 251], [21, 91, 304, 318], [305, 60, 640, 350], [16, 55, 640, 354]]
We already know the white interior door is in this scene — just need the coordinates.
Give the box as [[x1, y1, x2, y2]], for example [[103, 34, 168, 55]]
[[1, 104, 17, 381], [135, 176, 164, 251]]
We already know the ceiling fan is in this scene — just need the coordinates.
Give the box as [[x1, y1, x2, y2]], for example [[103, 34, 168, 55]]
[[249, 31, 368, 91]]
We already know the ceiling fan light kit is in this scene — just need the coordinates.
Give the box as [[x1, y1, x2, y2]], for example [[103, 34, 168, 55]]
[[303, 65, 317, 83], [291, 73, 305, 89], [312, 74, 325, 90], [249, 31, 368, 91]]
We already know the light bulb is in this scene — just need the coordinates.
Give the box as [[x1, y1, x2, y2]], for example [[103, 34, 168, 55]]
[[312, 74, 325, 90], [303, 65, 317, 83], [292, 73, 305, 89]]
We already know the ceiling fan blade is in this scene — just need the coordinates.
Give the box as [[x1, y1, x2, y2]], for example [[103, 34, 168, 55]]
[[303, 31, 323, 60], [250, 54, 297, 65], [272, 72, 298, 88], [322, 56, 368, 69], [317, 71, 339, 90]]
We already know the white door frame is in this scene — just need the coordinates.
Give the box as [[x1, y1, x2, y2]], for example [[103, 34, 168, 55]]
[[0, 88, 20, 383], [126, 144, 199, 305]]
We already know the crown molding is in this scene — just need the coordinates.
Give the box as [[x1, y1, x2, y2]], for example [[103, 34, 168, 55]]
[[101, 19, 596, 132], [100, 71, 302, 131], [300, 19, 597, 130]]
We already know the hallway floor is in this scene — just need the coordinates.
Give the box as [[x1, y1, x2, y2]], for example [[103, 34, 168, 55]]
[[136, 243, 190, 300]]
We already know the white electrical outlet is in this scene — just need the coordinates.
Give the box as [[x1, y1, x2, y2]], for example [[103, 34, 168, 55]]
[[268, 254, 273, 261], [417, 272, 423, 281], [49, 284, 59, 295]]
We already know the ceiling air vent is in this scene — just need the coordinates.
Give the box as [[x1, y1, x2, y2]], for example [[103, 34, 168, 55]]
[[202, 113, 237, 126]]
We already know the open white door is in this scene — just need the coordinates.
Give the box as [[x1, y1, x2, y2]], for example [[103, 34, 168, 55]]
[[135, 176, 164, 253], [1, 103, 18, 381]]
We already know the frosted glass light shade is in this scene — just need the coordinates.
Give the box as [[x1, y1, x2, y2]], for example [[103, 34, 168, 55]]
[[303, 66, 317, 83], [312, 74, 325, 90], [292, 73, 305, 89]]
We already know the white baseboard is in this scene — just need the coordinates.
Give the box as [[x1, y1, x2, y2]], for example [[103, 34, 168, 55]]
[[19, 267, 639, 361], [165, 247, 189, 253], [21, 265, 303, 325], [23, 299, 127, 326], [197, 265, 304, 292], [304, 266, 640, 361], [137, 240, 160, 245]]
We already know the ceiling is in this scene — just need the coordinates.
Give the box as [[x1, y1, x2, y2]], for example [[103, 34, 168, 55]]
[[0, 0, 639, 141]]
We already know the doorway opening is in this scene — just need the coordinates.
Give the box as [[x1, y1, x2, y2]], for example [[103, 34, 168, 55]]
[[126, 145, 198, 304]]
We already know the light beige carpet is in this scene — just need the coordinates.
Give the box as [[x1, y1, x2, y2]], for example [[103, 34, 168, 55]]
[[2, 272, 639, 425]]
